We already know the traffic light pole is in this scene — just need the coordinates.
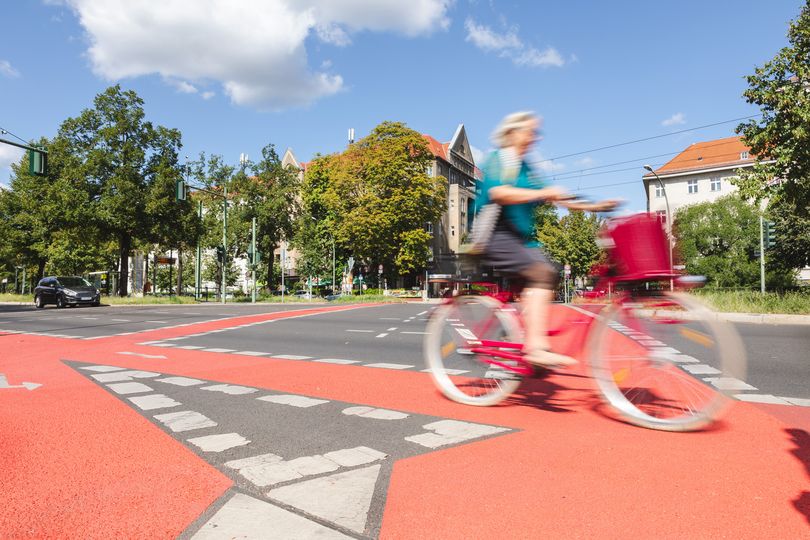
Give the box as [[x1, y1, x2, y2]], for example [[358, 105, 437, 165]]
[[222, 186, 228, 305], [251, 217, 257, 304], [759, 215, 766, 294], [195, 200, 202, 300]]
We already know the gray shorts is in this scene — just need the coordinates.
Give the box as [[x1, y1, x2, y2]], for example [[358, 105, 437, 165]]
[[482, 229, 561, 288]]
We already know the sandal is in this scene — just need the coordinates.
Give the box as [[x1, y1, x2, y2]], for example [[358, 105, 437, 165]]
[[523, 348, 578, 368]]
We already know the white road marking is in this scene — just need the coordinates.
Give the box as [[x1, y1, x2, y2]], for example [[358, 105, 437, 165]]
[[201, 384, 258, 395], [257, 394, 329, 408], [201, 348, 235, 353], [703, 377, 757, 391], [144, 320, 168, 324], [81, 365, 126, 372], [91, 370, 161, 383], [734, 394, 792, 405], [315, 358, 360, 365], [323, 446, 388, 467], [421, 368, 469, 375], [417, 311, 428, 316], [342, 406, 408, 420], [273, 354, 311, 360], [187, 433, 251, 452], [346, 329, 373, 333], [267, 464, 381, 535], [233, 351, 270, 356], [401, 331, 428, 335], [364, 363, 414, 370], [154, 410, 218, 432], [379, 318, 400, 321], [177, 345, 204, 350], [150, 343, 176, 347], [157, 376, 205, 386], [386, 327, 398, 331], [781, 396, 810, 407], [108, 382, 154, 395], [81, 317, 98, 320], [191, 493, 353, 540], [682, 364, 722, 375], [375, 333, 389, 338], [128, 394, 182, 411], [405, 420, 510, 449], [116, 351, 167, 359]]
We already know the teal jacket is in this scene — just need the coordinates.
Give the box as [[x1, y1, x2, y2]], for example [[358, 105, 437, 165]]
[[477, 151, 546, 246]]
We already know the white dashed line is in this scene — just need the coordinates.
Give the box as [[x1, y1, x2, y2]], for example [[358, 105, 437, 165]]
[[703, 377, 757, 391], [144, 320, 169, 324], [201, 348, 236, 353], [401, 331, 428, 335], [128, 394, 182, 411], [108, 382, 154, 395], [157, 376, 206, 386], [375, 333, 388, 338], [734, 394, 792, 405], [177, 345, 205, 350], [257, 395, 329, 408], [273, 355, 312, 360], [364, 363, 413, 370], [187, 433, 251, 452], [154, 410, 218, 432], [314, 358, 360, 365], [233, 351, 270, 356], [201, 384, 258, 395], [117, 351, 167, 359], [386, 327, 398, 331], [346, 329, 373, 333], [81, 365, 126, 372], [342, 406, 408, 420]]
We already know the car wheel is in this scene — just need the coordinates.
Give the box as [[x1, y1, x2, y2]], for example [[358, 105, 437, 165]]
[[35, 295, 44, 309], [56, 295, 65, 309]]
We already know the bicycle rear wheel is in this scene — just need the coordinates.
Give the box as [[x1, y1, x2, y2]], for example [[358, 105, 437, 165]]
[[588, 291, 746, 431], [424, 295, 523, 406]]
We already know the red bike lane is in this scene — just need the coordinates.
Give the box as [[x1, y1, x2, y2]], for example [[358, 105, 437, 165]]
[[1, 304, 808, 538]]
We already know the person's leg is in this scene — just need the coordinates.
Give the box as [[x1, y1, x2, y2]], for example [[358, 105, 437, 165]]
[[520, 263, 577, 367]]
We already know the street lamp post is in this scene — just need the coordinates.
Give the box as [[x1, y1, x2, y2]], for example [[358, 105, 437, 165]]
[[644, 165, 674, 291]]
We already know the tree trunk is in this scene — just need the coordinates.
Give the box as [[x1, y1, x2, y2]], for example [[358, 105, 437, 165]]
[[118, 234, 131, 297], [37, 259, 46, 282], [176, 247, 183, 295]]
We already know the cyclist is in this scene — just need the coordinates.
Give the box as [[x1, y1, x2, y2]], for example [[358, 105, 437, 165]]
[[478, 111, 618, 368]]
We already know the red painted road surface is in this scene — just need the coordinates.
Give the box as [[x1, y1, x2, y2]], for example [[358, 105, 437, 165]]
[[1, 304, 808, 538]]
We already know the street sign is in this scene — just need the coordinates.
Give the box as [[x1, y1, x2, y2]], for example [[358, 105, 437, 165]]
[[564, 264, 571, 277], [156, 257, 176, 265]]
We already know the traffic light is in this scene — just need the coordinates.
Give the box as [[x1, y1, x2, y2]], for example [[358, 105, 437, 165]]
[[764, 220, 777, 249], [216, 246, 226, 264], [247, 248, 261, 269], [175, 178, 187, 201], [28, 148, 47, 176]]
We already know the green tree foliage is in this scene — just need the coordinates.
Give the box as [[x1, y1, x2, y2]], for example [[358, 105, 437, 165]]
[[735, 0, 810, 269], [535, 205, 602, 282], [58, 85, 200, 296], [672, 195, 795, 288], [296, 121, 446, 279]]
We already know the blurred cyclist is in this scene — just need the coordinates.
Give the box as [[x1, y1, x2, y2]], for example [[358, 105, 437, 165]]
[[478, 111, 618, 368]]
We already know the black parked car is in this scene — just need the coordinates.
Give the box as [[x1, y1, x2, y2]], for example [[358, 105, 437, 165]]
[[34, 276, 101, 308]]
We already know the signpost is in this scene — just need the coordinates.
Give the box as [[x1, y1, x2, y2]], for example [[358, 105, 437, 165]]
[[564, 264, 571, 303]]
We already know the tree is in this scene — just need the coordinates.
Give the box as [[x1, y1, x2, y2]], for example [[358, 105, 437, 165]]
[[58, 85, 182, 296], [296, 122, 446, 281], [535, 205, 602, 283], [671, 195, 795, 288], [735, 0, 810, 269]]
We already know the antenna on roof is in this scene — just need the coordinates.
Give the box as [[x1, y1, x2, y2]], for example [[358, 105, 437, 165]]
[[348, 128, 355, 145]]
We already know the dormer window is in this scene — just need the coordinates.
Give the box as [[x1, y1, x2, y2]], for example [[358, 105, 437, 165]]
[[740, 151, 749, 160]]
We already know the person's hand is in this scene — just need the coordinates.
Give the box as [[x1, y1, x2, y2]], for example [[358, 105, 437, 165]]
[[590, 199, 622, 212], [541, 186, 571, 202]]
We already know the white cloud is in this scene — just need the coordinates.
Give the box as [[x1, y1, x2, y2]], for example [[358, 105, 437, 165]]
[[201, 91, 215, 100], [57, 0, 453, 110], [529, 150, 565, 175], [0, 145, 25, 185], [464, 18, 565, 68], [662, 112, 686, 127], [166, 78, 198, 94], [0, 60, 20, 78]]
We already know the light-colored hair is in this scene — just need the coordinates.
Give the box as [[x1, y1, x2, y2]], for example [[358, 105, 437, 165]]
[[491, 111, 539, 148]]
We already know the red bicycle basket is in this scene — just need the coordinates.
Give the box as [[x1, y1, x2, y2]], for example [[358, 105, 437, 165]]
[[604, 213, 674, 281]]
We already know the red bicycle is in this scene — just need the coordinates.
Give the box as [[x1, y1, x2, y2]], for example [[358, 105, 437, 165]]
[[423, 213, 747, 431]]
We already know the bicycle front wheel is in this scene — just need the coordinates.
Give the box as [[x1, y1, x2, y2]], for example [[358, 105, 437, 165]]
[[424, 295, 523, 406], [588, 291, 746, 431]]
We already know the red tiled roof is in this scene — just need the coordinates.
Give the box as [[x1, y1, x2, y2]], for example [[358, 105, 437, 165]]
[[646, 136, 755, 177], [422, 134, 448, 161]]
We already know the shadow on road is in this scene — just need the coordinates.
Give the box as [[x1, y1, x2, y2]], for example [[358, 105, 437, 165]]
[[0, 305, 36, 313], [786, 428, 810, 526], [506, 372, 597, 413]]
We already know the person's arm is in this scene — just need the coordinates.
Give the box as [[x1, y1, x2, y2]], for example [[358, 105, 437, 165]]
[[558, 198, 621, 212], [488, 184, 568, 205]]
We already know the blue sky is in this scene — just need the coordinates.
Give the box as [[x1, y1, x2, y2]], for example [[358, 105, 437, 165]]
[[0, 1, 804, 211]]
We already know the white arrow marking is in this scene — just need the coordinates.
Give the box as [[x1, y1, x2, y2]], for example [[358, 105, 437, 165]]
[[0, 374, 41, 391]]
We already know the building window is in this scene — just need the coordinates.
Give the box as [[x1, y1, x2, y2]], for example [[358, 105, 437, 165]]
[[425, 164, 433, 176], [740, 151, 749, 160], [425, 222, 433, 235], [449, 198, 455, 209], [654, 184, 663, 198], [450, 225, 456, 237], [688, 179, 698, 194], [710, 177, 721, 192], [656, 210, 667, 225]]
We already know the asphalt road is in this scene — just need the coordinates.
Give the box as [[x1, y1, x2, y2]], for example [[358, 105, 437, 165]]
[[1, 301, 807, 402]]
